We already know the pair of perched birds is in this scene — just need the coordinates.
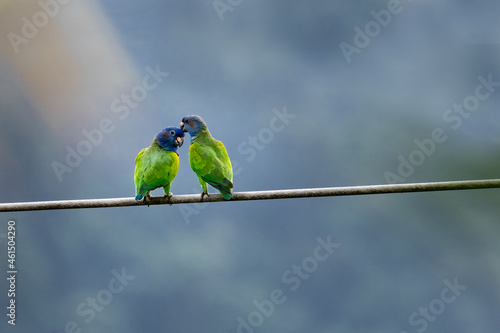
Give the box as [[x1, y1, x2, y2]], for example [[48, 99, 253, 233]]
[[134, 115, 233, 202]]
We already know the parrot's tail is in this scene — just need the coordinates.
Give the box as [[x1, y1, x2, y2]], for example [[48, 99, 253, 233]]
[[203, 177, 234, 200], [219, 178, 233, 200]]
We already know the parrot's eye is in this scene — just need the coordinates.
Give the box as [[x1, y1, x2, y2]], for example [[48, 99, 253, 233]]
[[170, 130, 175, 136], [184, 119, 189, 124]]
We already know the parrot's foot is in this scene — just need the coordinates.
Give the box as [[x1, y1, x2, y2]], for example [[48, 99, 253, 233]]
[[164, 193, 173, 206], [200, 192, 209, 201], [143, 194, 152, 207]]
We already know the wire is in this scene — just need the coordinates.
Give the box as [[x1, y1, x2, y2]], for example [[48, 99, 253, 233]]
[[2, 178, 500, 212], [1, 179, 499, 212]]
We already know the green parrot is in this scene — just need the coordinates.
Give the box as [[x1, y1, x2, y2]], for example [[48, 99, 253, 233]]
[[134, 127, 185, 201], [180, 115, 233, 200]]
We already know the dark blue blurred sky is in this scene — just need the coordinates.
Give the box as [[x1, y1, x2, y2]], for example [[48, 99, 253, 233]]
[[1, 1, 500, 332]]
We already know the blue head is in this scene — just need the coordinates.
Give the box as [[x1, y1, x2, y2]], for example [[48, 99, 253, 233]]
[[180, 115, 207, 138], [155, 127, 185, 152]]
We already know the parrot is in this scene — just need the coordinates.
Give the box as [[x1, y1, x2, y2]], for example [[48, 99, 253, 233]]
[[134, 127, 185, 201], [180, 115, 233, 200]]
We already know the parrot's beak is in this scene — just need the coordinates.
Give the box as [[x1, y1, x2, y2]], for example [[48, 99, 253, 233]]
[[175, 136, 184, 147], [180, 122, 186, 132]]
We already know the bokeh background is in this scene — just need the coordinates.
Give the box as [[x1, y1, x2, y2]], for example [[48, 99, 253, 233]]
[[1, 0, 500, 332]]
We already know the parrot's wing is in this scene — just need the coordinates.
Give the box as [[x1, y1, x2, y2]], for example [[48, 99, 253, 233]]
[[190, 140, 233, 194], [135, 147, 146, 165], [134, 148, 148, 196], [212, 140, 233, 182]]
